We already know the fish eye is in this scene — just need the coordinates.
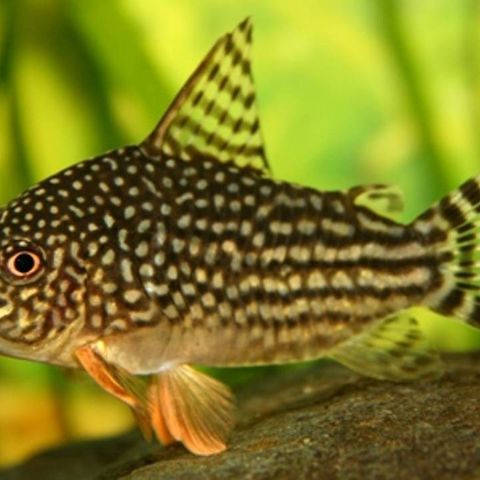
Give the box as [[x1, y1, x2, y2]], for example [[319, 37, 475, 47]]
[[3, 247, 44, 284]]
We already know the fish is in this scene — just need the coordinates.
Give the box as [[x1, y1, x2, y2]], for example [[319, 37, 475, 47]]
[[0, 17, 479, 456]]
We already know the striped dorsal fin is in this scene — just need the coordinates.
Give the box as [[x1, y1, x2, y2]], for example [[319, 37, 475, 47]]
[[141, 18, 270, 176]]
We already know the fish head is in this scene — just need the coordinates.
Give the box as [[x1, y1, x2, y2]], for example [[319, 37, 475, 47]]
[[0, 163, 94, 363]]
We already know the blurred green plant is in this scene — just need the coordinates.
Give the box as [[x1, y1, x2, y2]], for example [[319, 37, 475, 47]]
[[1, 0, 480, 467]]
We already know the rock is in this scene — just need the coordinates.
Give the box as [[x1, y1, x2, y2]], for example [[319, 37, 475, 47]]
[[1, 354, 480, 480]]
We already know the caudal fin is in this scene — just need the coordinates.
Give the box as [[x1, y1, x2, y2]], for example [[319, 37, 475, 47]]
[[412, 175, 480, 325]]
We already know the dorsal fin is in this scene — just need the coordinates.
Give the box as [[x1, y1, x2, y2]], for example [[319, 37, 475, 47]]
[[141, 18, 270, 175]]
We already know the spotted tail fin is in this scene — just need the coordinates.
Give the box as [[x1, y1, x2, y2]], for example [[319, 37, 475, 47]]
[[412, 175, 480, 325]]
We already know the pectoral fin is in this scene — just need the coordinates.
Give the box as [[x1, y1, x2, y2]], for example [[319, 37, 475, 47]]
[[75, 345, 152, 440], [148, 386, 175, 446], [330, 311, 442, 381], [148, 365, 235, 455]]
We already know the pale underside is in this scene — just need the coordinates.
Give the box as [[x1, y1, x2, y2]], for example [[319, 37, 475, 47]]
[[93, 316, 356, 374], [92, 305, 441, 382]]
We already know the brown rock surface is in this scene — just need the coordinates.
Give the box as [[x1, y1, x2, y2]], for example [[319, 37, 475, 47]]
[[1, 354, 480, 480]]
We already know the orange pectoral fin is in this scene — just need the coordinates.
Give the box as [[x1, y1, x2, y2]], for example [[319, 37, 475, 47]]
[[75, 345, 138, 407], [148, 381, 175, 446], [75, 345, 152, 440], [149, 365, 235, 455]]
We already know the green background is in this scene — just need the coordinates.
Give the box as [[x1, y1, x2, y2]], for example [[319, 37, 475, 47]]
[[1, 0, 480, 467]]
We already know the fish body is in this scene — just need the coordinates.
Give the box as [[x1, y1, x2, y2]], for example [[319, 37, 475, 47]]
[[0, 19, 479, 455], [0, 144, 435, 370]]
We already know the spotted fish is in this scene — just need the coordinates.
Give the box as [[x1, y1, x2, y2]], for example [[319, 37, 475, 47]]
[[1, 18, 479, 455]]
